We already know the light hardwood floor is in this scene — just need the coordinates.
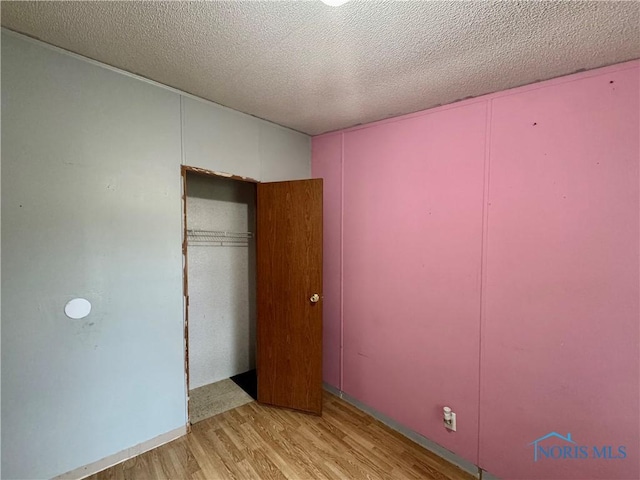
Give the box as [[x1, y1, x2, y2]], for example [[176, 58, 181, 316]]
[[88, 392, 475, 480]]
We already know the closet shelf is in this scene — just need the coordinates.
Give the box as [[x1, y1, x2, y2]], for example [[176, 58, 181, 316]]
[[186, 229, 253, 247]]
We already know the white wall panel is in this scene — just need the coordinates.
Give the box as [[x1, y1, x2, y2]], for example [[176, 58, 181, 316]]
[[1, 33, 185, 480]]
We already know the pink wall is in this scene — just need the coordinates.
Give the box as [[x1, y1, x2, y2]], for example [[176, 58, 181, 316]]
[[312, 60, 639, 480], [312, 135, 342, 387], [480, 66, 639, 479], [341, 103, 487, 464]]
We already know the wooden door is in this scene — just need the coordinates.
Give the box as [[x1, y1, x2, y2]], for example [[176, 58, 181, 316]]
[[256, 179, 323, 415]]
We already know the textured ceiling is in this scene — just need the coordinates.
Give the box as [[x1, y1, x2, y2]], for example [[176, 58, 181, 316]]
[[2, 1, 639, 135]]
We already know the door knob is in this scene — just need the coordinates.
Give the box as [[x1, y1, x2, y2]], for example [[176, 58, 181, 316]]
[[310, 293, 320, 303]]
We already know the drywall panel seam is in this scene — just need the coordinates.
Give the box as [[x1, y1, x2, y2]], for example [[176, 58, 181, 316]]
[[0, 28, 309, 138], [0, 38, 2, 480], [180, 97, 188, 421], [313, 61, 639, 138], [258, 126, 263, 182], [339, 132, 345, 391], [477, 98, 494, 468], [180, 95, 188, 425], [308, 137, 312, 177], [180, 96, 185, 165]]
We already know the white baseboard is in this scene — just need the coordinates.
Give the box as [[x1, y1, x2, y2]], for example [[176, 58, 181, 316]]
[[53, 389, 498, 480], [52, 425, 187, 480], [323, 383, 488, 479]]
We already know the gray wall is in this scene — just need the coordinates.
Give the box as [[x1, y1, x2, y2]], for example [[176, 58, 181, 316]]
[[182, 96, 311, 180], [186, 173, 256, 389], [1, 31, 310, 479]]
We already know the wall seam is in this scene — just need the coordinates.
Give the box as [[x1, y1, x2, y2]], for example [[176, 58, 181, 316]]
[[5, 29, 634, 142], [477, 98, 494, 468], [314, 63, 640, 138], [340, 131, 345, 391], [179, 94, 189, 426], [1, 28, 309, 138], [180, 96, 185, 165], [258, 126, 264, 182], [308, 136, 312, 180]]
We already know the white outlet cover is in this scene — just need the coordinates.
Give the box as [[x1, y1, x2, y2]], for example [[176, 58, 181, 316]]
[[446, 412, 457, 432], [64, 298, 92, 319]]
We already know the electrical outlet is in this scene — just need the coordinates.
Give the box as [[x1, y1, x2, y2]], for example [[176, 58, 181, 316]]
[[443, 406, 457, 431]]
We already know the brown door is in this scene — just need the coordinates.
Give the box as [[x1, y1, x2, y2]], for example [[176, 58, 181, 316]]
[[256, 179, 323, 415]]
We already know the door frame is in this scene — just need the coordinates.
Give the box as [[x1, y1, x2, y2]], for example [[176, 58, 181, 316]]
[[180, 165, 258, 429]]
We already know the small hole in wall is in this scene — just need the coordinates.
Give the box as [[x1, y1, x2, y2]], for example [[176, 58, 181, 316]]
[[533, 122, 537, 126], [610, 80, 614, 84], [65, 298, 92, 319]]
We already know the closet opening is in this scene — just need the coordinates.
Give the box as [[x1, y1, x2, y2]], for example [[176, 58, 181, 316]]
[[182, 165, 324, 423], [182, 166, 258, 425]]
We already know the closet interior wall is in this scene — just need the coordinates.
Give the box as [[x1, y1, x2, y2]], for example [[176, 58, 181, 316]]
[[185, 172, 257, 390]]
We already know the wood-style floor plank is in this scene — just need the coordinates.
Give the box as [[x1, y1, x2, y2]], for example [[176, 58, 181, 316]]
[[88, 392, 475, 480]]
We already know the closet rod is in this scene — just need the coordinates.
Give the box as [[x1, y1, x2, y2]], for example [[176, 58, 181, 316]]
[[186, 229, 253, 246]]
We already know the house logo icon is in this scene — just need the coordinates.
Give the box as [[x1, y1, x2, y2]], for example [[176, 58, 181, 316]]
[[529, 432, 575, 462], [528, 432, 627, 462]]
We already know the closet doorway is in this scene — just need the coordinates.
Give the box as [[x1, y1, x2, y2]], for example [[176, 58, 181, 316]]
[[181, 166, 323, 426]]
